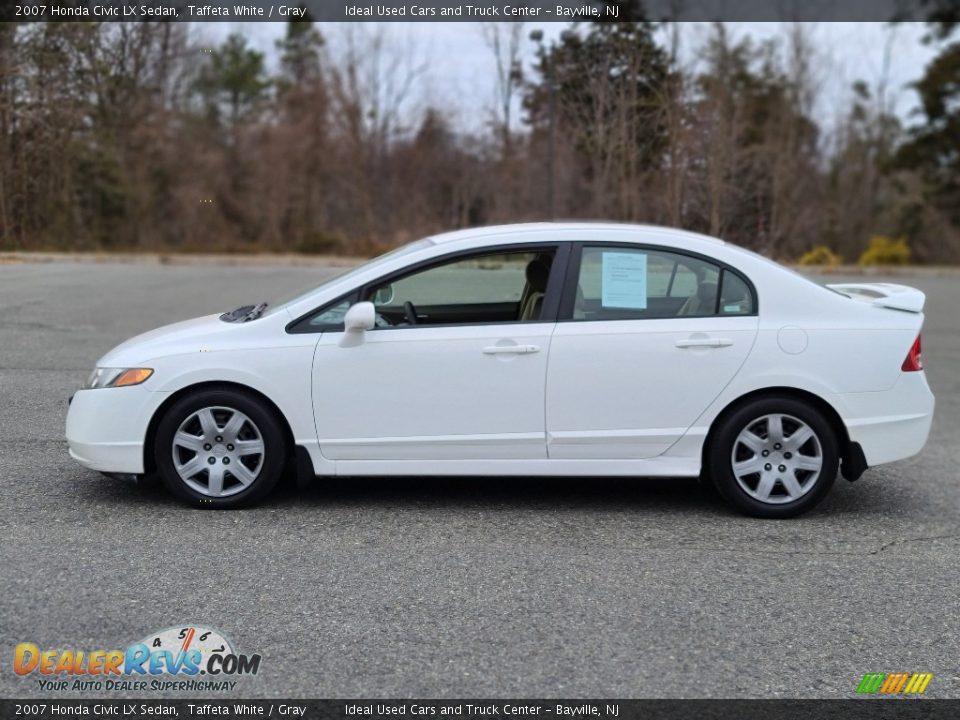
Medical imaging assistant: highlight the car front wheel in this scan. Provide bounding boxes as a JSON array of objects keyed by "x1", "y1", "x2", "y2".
[
  {"x1": 154, "y1": 388, "x2": 287, "y2": 508},
  {"x1": 707, "y1": 397, "x2": 839, "y2": 518}
]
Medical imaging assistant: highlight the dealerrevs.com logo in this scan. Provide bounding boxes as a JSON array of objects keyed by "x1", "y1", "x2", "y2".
[{"x1": 13, "y1": 625, "x2": 261, "y2": 693}]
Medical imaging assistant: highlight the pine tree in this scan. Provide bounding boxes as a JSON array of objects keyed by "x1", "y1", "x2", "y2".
[{"x1": 896, "y1": 37, "x2": 960, "y2": 225}]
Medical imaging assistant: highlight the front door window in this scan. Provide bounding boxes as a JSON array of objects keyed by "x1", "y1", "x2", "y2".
[{"x1": 367, "y1": 249, "x2": 556, "y2": 327}]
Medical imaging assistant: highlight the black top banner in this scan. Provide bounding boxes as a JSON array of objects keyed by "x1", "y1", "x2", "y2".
[{"x1": 2, "y1": 0, "x2": 959, "y2": 22}]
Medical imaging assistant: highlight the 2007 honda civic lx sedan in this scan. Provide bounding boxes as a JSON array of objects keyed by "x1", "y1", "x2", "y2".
[{"x1": 65, "y1": 223, "x2": 934, "y2": 517}]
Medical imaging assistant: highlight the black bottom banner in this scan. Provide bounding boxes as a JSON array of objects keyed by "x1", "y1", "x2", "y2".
[{"x1": 2, "y1": 700, "x2": 959, "y2": 720}]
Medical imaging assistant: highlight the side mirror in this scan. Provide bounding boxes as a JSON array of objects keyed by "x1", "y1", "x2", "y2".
[{"x1": 340, "y1": 301, "x2": 375, "y2": 347}]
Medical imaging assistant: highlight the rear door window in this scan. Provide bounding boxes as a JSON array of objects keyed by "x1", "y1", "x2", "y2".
[{"x1": 572, "y1": 246, "x2": 725, "y2": 320}]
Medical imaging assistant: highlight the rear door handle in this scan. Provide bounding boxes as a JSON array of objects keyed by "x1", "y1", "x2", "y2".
[
  {"x1": 675, "y1": 338, "x2": 733, "y2": 348},
  {"x1": 483, "y1": 344, "x2": 540, "y2": 355}
]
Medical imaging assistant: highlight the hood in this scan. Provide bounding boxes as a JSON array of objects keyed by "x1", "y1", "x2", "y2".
[{"x1": 98, "y1": 313, "x2": 246, "y2": 366}]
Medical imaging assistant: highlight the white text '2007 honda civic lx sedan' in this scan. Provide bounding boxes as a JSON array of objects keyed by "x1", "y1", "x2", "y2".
[{"x1": 66, "y1": 223, "x2": 934, "y2": 517}]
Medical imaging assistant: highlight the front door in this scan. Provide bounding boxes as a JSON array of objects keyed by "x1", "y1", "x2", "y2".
[{"x1": 312, "y1": 246, "x2": 563, "y2": 461}]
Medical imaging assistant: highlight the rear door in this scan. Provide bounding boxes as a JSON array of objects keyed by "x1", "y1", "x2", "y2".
[{"x1": 546, "y1": 243, "x2": 759, "y2": 459}]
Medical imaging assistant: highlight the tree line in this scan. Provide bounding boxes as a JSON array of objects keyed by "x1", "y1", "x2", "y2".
[{"x1": 0, "y1": 12, "x2": 958, "y2": 262}]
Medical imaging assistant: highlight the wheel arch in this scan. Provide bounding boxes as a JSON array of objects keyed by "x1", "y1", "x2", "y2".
[
  {"x1": 143, "y1": 381, "x2": 296, "y2": 475},
  {"x1": 701, "y1": 386, "x2": 852, "y2": 475}
]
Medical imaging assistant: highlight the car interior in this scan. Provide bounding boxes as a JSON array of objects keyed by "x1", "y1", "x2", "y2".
[
  {"x1": 573, "y1": 250, "x2": 753, "y2": 321},
  {"x1": 367, "y1": 251, "x2": 556, "y2": 327},
  {"x1": 297, "y1": 246, "x2": 754, "y2": 332}
]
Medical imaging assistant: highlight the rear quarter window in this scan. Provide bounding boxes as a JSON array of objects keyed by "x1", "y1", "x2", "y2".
[{"x1": 719, "y1": 270, "x2": 754, "y2": 315}]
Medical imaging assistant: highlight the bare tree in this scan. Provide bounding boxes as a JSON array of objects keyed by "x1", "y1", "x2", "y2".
[
  {"x1": 481, "y1": 22, "x2": 524, "y2": 151},
  {"x1": 766, "y1": 22, "x2": 821, "y2": 257},
  {"x1": 326, "y1": 25, "x2": 426, "y2": 238},
  {"x1": 657, "y1": 20, "x2": 692, "y2": 228}
]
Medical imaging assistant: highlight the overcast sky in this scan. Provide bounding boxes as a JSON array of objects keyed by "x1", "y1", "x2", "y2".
[{"x1": 195, "y1": 22, "x2": 938, "y2": 137}]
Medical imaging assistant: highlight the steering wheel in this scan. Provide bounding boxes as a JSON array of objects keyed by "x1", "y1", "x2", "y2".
[{"x1": 403, "y1": 301, "x2": 418, "y2": 326}]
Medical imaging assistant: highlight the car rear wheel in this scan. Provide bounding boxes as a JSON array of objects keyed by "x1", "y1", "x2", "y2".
[
  {"x1": 707, "y1": 397, "x2": 838, "y2": 518},
  {"x1": 154, "y1": 389, "x2": 287, "y2": 508}
]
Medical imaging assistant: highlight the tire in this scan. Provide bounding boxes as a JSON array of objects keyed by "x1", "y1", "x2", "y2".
[
  {"x1": 706, "y1": 397, "x2": 838, "y2": 518},
  {"x1": 154, "y1": 388, "x2": 288, "y2": 508}
]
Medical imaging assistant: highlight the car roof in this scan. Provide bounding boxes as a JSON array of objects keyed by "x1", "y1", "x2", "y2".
[{"x1": 425, "y1": 222, "x2": 727, "y2": 247}]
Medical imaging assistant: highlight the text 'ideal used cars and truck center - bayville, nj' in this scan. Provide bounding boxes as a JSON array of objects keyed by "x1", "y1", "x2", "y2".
[
  {"x1": 343, "y1": 4, "x2": 617, "y2": 17},
  {"x1": 344, "y1": 704, "x2": 610, "y2": 715}
]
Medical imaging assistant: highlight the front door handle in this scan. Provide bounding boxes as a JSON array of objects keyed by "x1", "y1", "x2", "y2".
[
  {"x1": 675, "y1": 338, "x2": 733, "y2": 348},
  {"x1": 483, "y1": 344, "x2": 540, "y2": 355}
]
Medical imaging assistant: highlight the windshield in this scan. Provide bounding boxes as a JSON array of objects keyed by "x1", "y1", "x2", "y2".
[{"x1": 262, "y1": 238, "x2": 434, "y2": 317}]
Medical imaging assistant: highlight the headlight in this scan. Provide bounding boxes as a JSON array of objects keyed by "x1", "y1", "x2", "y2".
[{"x1": 85, "y1": 367, "x2": 154, "y2": 389}]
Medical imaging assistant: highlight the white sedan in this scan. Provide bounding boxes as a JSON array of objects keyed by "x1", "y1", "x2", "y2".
[{"x1": 65, "y1": 223, "x2": 934, "y2": 517}]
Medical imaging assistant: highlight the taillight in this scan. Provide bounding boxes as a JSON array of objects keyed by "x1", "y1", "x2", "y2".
[{"x1": 902, "y1": 334, "x2": 923, "y2": 372}]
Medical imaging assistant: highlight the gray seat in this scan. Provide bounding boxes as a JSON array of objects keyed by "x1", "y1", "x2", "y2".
[{"x1": 519, "y1": 259, "x2": 550, "y2": 321}]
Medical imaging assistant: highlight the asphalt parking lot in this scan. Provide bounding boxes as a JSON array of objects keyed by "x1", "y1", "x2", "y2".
[{"x1": 1, "y1": 260, "x2": 958, "y2": 699}]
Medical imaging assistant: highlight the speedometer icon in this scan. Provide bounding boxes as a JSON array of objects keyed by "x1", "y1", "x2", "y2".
[{"x1": 139, "y1": 625, "x2": 234, "y2": 669}]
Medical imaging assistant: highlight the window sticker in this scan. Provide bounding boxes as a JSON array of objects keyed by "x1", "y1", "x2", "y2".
[{"x1": 601, "y1": 252, "x2": 648, "y2": 309}]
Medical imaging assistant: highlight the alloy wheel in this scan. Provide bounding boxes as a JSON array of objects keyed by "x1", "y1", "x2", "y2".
[
  {"x1": 171, "y1": 406, "x2": 265, "y2": 497},
  {"x1": 730, "y1": 413, "x2": 823, "y2": 505}
]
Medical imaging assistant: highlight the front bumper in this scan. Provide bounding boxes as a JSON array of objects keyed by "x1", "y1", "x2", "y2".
[{"x1": 66, "y1": 386, "x2": 170, "y2": 474}]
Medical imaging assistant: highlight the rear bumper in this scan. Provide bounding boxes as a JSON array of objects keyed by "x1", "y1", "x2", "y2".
[
  {"x1": 838, "y1": 372, "x2": 935, "y2": 467},
  {"x1": 65, "y1": 387, "x2": 169, "y2": 474}
]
